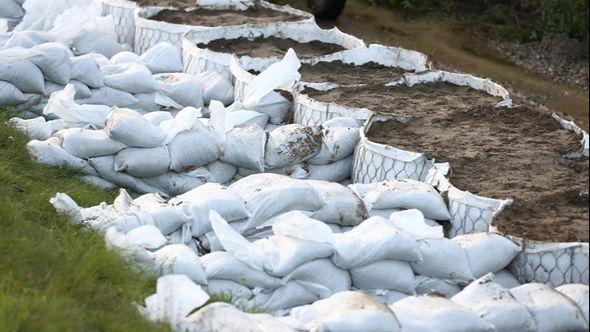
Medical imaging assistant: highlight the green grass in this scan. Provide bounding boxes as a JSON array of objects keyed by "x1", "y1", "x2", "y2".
[{"x1": 0, "y1": 109, "x2": 169, "y2": 332}]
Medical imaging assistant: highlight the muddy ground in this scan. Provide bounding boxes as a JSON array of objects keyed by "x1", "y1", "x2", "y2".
[
  {"x1": 198, "y1": 37, "x2": 345, "y2": 58},
  {"x1": 299, "y1": 61, "x2": 410, "y2": 85},
  {"x1": 149, "y1": 5, "x2": 305, "y2": 26},
  {"x1": 367, "y1": 105, "x2": 589, "y2": 242}
]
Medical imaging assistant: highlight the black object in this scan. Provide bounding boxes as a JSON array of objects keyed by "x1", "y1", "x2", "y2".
[{"x1": 307, "y1": 0, "x2": 347, "y2": 20}]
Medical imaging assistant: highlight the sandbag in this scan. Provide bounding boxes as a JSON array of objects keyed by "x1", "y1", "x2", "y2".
[
  {"x1": 493, "y1": 269, "x2": 521, "y2": 289},
  {"x1": 43, "y1": 84, "x2": 109, "y2": 128},
  {"x1": 182, "y1": 302, "x2": 262, "y2": 332},
  {"x1": 391, "y1": 294, "x2": 495, "y2": 332},
  {"x1": 129, "y1": 92, "x2": 158, "y2": 113},
  {"x1": 511, "y1": 283, "x2": 589, "y2": 332},
  {"x1": 31, "y1": 42, "x2": 72, "y2": 84},
  {"x1": 410, "y1": 238, "x2": 474, "y2": 283},
  {"x1": 77, "y1": 86, "x2": 138, "y2": 107},
  {"x1": 126, "y1": 225, "x2": 167, "y2": 250},
  {"x1": 144, "y1": 171, "x2": 208, "y2": 197},
  {"x1": 0, "y1": 80, "x2": 27, "y2": 105},
  {"x1": 264, "y1": 124, "x2": 322, "y2": 168},
  {"x1": 203, "y1": 160, "x2": 237, "y2": 184},
  {"x1": 197, "y1": 70, "x2": 234, "y2": 106},
  {"x1": 305, "y1": 155, "x2": 353, "y2": 182},
  {"x1": 288, "y1": 291, "x2": 402, "y2": 332},
  {"x1": 205, "y1": 279, "x2": 253, "y2": 299},
  {"x1": 154, "y1": 73, "x2": 203, "y2": 109},
  {"x1": 361, "y1": 289, "x2": 411, "y2": 306},
  {"x1": 57, "y1": 128, "x2": 126, "y2": 158},
  {"x1": 452, "y1": 274, "x2": 537, "y2": 332},
  {"x1": 166, "y1": 118, "x2": 222, "y2": 172},
  {"x1": 140, "y1": 42, "x2": 182, "y2": 74},
  {"x1": 9, "y1": 116, "x2": 55, "y2": 140},
  {"x1": 72, "y1": 30, "x2": 127, "y2": 58},
  {"x1": 89, "y1": 155, "x2": 167, "y2": 195},
  {"x1": 201, "y1": 251, "x2": 281, "y2": 289},
  {"x1": 349, "y1": 179, "x2": 451, "y2": 220},
  {"x1": 105, "y1": 107, "x2": 165, "y2": 148},
  {"x1": 221, "y1": 125, "x2": 266, "y2": 171},
  {"x1": 151, "y1": 244, "x2": 207, "y2": 284},
  {"x1": 453, "y1": 233, "x2": 521, "y2": 278},
  {"x1": 284, "y1": 258, "x2": 351, "y2": 295},
  {"x1": 254, "y1": 281, "x2": 321, "y2": 312},
  {"x1": 226, "y1": 109, "x2": 269, "y2": 129},
  {"x1": 26, "y1": 137, "x2": 96, "y2": 175},
  {"x1": 114, "y1": 146, "x2": 170, "y2": 178},
  {"x1": 169, "y1": 183, "x2": 250, "y2": 237},
  {"x1": 308, "y1": 118, "x2": 360, "y2": 165},
  {"x1": 307, "y1": 180, "x2": 368, "y2": 226},
  {"x1": 102, "y1": 62, "x2": 157, "y2": 94},
  {"x1": 111, "y1": 51, "x2": 144, "y2": 65},
  {"x1": 389, "y1": 209, "x2": 444, "y2": 239},
  {"x1": 332, "y1": 216, "x2": 421, "y2": 269},
  {"x1": 0, "y1": 48, "x2": 45, "y2": 94},
  {"x1": 70, "y1": 53, "x2": 104, "y2": 88},
  {"x1": 0, "y1": 0, "x2": 24, "y2": 18},
  {"x1": 413, "y1": 275, "x2": 462, "y2": 298},
  {"x1": 351, "y1": 260, "x2": 415, "y2": 294},
  {"x1": 556, "y1": 284, "x2": 589, "y2": 324},
  {"x1": 143, "y1": 111, "x2": 173, "y2": 126}
]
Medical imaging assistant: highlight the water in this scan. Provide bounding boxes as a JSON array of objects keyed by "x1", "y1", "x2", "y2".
[{"x1": 277, "y1": 0, "x2": 589, "y2": 130}]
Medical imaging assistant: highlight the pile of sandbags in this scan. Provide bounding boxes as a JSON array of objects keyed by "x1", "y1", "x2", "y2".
[{"x1": 0, "y1": 0, "x2": 23, "y2": 31}]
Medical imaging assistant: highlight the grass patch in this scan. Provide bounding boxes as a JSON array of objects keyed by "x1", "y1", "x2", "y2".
[{"x1": 0, "y1": 109, "x2": 169, "y2": 332}]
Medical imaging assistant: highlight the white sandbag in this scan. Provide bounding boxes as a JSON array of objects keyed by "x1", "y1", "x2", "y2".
[
  {"x1": 105, "y1": 107, "x2": 165, "y2": 148},
  {"x1": 556, "y1": 284, "x2": 589, "y2": 323},
  {"x1": 413, "y1": 275, "x2": 462, "y2": 298},
  {"x1": 264, "y1": 124, "x2": 322, "y2": 168},
  {"x1": 201, "y1": 251, "x2": 281, "y2": 289},
  {"x1": 169, "y1": 183, "x2": 250, "y2": 237},
  {"x1": 88, "y1": 53, "x2": 111, "y2": 67},
  {"x1": 72, "y1": 30, "x2": 127, "y2": 58},
  {"x1": 44, "y1": 84, "x2": 109, "y2": 128},
  {"x1": 248, "y1": 313, "x2": 297, "y2": 332},
  {"x1": 151, "y1": 244, "x2": 207, "y2": 284},
  {"x1": 226, "y1": 110, "x2": 269, "y2": 129},
  {"x1": 306, "y1": 180, "x2": 368, "y2": 226},
  {"x1": 389, "y1": 209, "x2": 444, "y2": 239},
  {"x1": 111, "y1": 51, "x2": 144, "y2": 65},
  {"x1": 308, "y1": 119, "x2": 360, "y2": 164},
  {"x1": 143, "y1": 111, "x2": 173, "y2": 126},
  {"x1": 305, "y1": 155, "x2": 353, "y2": 182},
  {"x1": 197, "y1": 70, "x2": 234, "y2": 106},
  {"x1": 102, "y1": 62, "x2": 157, "y2": 94},
  {"x1": 271, "y1": 211, "x2": 334, "y2": 244},
  {"x1": 332, "y1": 216, "x2": 421, "y2": 269},
  {"x1": 104, "y1": 227, "x2": 154, "y2": 267},
  {"x1": 142, "y1": 274, "x2": 210, "y2": 325},
  {"x1": 349, "y1": 179, "x2": 451, "y2": 220},
  {"x1": 254, "y1": 281, "x2": 320, "y2": 312},
  {"x1": 222, "y1": 125, "x2": 266, "y2": 171},
  {"x1": 351, "y1": 260, "x2": 415, "y2": 294},
  {"x1": 391, "y1": 294, "x2": 495, "y2": 332},
  {"x1": 411, "y1": 238, "x2": 474, "y2": 283},
  {"x1": 0, "y1": 48, "x2": 45, "y2": 94},
  {"x1": 285, "y1": 258, "x2": 351, "y2": 295},
  {"x1": 126, "y1": 225, "x2": 167, "y2": 250},
  {"x1": 289, "y1": 291, "x2": 402, "y2": 332},
  {"x1": 493, "y1": 269, "x2": 521, "y2": 289},
  {"x1": 26, "y1": 137, "x2": 96, "y2": 175},
  {"x1": 114, "y1": 146, "x2": 170, "y2": 178},
  {"x1": 89, "y1": 156, "x2": 167, "y2": 195},
  {"x1": 141, "y1": 42, "x2": 182, "y2": 74},
  {"x1": 69, "y1": 80, "x2": 92, "y2": 99},
  {"x1": 361, "y1": 289, "x2": 411, "y2": 305},
  {"x1": 0, "y1": 0, "x2": 23, "y2": 18},
  {"x1": 453, "y1": 232, "x2": 521, "y2": 278},
  {"x1": 228, "y1": 174, "x2": 323, "y2": 231},
  {"x1": 31, "y1": 42, "x2": 72, "y2": 84},
  {"x1": 182, "y1": 302, "x2": 261, "y2": 332},
  {"x1": 0, "y1": 80, "x2": 27, "y2": 105},
  {"x1": 57, "y1": 128, "x2": 126, "y2": 158},
  {"x1": 9, "y1": 116, "x2": 54, "y2": 140},
  {"x1": 452, "y1": 274, "x2": 537, "y2": 332},
  {"x1": 510, "y1": 283, "x2": 589, "y2": 332},
  {"x1": 144, "y1": 171, "x2": 208, "y2": 197},
  {"x1": 155, "y1": 73, "x2": 203, "y2": 109},
  {"x1": 166, "y1": 119, "x2": 222, "y2": 172},
  {"x1": 77, "y1": 86, "x2": 138, "y2": 107},
  {"x1": 205, "y1": 279, "x2": 253, "y2": 299},
  {"x1": 129, "y1": 92, "x2": 158, "y2": 112},
  {"x1": 133, "y1": 197, "x2": 189, "y2": 236},
  {"x1": 79, "y1": 175, "x2": 116, "y2": 190},
  {"x1": 70, "y1": 54, "x2": 104, "y2": 88},
  {"x1": 204, "y1": 160, "x2": 237, "y2": 184}
]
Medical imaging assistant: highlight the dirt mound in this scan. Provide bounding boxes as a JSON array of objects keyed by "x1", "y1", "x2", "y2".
[
  {"x1": 198, "y1": 37, "x2": 346, "y2": 59},
  {"x1": 367, "y1": 105, "x2": 588, "y2": 242},
  {"x1": 149, "y1": 5, "x2": 305, "y2": 26},
  {"x1": 300, "y1": 61, "x2": 409, "y2": 85}
]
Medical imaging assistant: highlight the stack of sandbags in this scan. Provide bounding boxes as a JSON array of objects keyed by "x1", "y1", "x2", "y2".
[{"x1": 0, "y1": 0, "x2": 23, "y2": 32}]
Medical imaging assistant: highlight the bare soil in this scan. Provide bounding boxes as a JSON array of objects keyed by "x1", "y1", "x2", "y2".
[
  {"x1": 149, "y1": 5, "x2": 305, "y2": 26},
  {"x1": 366, "y1": 104, "x2": 589, "y2": 242},
  {"x1": 131, "y1": 0, "x2": 195, "y2": 8},
  {"x1": 300, "y1": 61, "x2": 410, "y2": 85},
  {"x1": 198, "y1": 37, "x2": 345, "y2": 59}
]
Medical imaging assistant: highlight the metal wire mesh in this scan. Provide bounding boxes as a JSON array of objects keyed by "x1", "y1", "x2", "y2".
[
  {"x1": 102, "y1": 1, "x2": 136, "y2": 47},
  {"x1": 134, "y1": 26, "x2": 183, "y2": 55}
]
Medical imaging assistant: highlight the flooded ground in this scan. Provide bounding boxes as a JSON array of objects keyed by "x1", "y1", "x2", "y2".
[{"x1": 275, "y1": 0, "x2": 589, "y2": 130}]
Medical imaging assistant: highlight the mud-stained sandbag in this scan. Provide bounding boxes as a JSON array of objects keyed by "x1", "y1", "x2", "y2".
[
  {"x1": 143, "y1": 171, "x2": 208, "y2": 197},
  {"x1": 453, "y1": 232, "x2": 521, "y2": 278},
  {"x1": 410, "y1": 238, "x2": 474, "y2": 283},
  {"x1": 114, "y1": 146, "x2": 170, "y2": 178},
  {"x1": 89, "y1": 155, "x2": 166, "y2": 195},
  {"x1": 70, "y1": 53, "x2": 104, "y2": 88},
  {"x1": 288, "y1": 291, "x2": 402, "y2": 332},
  {"x1": 221, "y1": 125, "x2": 267, "y2": 171},
  {"x1": 31, "y1": 42, "x2": 72, "y2": 84},
  {"x1": 510, "y1": 283, "x2": 589, "y2": 332},
  {"x1": 332, "y1": 216, "x2": 421, "y2": 269},
  {"x1": 200, "y1": 251, "x2": 281, "y2": 289},
  {"x1": 57, "y1": 128, "x2": 126, "y2": 158},
  {"x1": 101, "y1": 62, "x2": 157, "y2": 94},
  {"x1": 351, "y1": 260, "x2": 415, "y2": 294},
  {"x1": 140, "y1": 42, "x2": 182, "y2": 74},
  {"x1": 306, "y1": 180, "x2": 368, "y2": 226},
  {"x1": 452, "y1": 274, "x2": 536, "y2": 332},
  {"x1": 151, "y1": 244, "x2": 207, "y2": 284},
  {"x1": 391, "y1": 294, "x2": 495, "y2": 332},
  {"x1": 105, "y1": 107, "x2": 165, "y2": 148},
  {"x1": 155, "y1": 73, "x2": 203, "y2": 109},
  {"x1": 413, "y1": 275, "x2": 462, "y2": 298},
  {"x1": 349, "y1": 179, "x2": 451, "y2": 220},
  {"x1": 264, "y1": 124, "x2": 322, "y2": 168},
  {"x1": 556, "y1": 284, "x2": 589, "y2": 324},
  {"x1": 77, "y1": 86, "x2": 138, "y2": 107},
  {"x1": 197, "y1": 70, "x2": 234, "y2": 106},
  {"x1": 308, "y1": 118, "x2": 360, "y2": 165},
  {"x1": 26, "y1": 136, "x2": 96, "y2": 175}
]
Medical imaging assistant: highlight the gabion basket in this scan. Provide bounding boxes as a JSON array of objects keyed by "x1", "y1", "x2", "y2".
[{"x1": 101, "y1": 0, "x2": 138, "y2": 48}]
